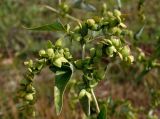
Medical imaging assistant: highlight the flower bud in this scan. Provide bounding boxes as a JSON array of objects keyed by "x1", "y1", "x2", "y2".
[
  {"x1": 64, "y1": 52, "x2": 72, "y2": 59},
  {"x1": 107, "y1": 11, "x2": 114, "y2": 18},
  {"x1": 119, "y1": 22, "x2": 127, "y2": 28},
  {"x1": 91, "y1": 24, "x2": 99, "y2": 31},
  {"x1": 106, "y1": 46, "x2": 117, "y2": 57},
  {"x1": 102, "y1": 3, "x2": 107, "y2": 14},
  {"x1": 29, "y1": 60, "x2": 33, "y2": 67},
  {"x1": 79, "y1": 89, "x2": 86, "y2": 99},
  {"x1": 110, "y1": 27, "x2": 122, "y2": 35},
  {"x1": 24, "y1": 60, "x2": 33, "y2": 68},
  {"x1": 110, "y1": 38, "x2": 121, "y2": 48},
  {"x1": 61, "y1": 3, "x2": 69, "y2": 13},
  {"x1": 113, "y1": 9, "x2": 121, "y2": 17},
  {"x1": 127, "y1": 55, "x2": 134, "y2": 64},
  {"x1": 39, "y1": 49, "x2": 46, "y2": 57},
  {"x1": 53, "y1": 57, "x2": 68, "y2": 68},
  {"x1": 86, "y1": 19, "x2": 95, "y2": 27},
  {"x1": 54, "y1": 51, "x2": 62, "y2": 59},
  {"x1": 102, "y1": 3, "x2": 107, "y2": 10},
  {"x1": 137, "y1": 49, "x2": 145, "y2": 61},
  {"x1": 47, "y1": 48, "x2": 54, "y2": 57},
  {"x1": 55, "y1": 39, "x2": 62, "y2": 47},
  {"x1": 120, "y1": 46, "x2": 130, "y2": 57},
  {"x1": 105, "y1": 39, "x2": 112, "y2": 45},
  {"x1": 24, "y1": 61, "x2": 29, "y2": 66}
]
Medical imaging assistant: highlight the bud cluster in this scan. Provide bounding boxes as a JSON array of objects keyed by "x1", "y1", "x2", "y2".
[
  {"x1": 102, "y1": 38, "x2": 134, "y2": 64},
  {"x1": 18, "y1": 7, "x2": 137, "y2": 117},
  {"x1": 39, "y1": 40, "x2": 72, "y2": 68},
  {"x1": 18, "y1": 40, "x2": 73, "y2": 112},
  {"x1": 70, "y1": 9, "x2": 129, "y2": 45}
]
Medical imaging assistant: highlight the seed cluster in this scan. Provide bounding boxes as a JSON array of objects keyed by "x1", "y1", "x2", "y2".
[{"x1": 18, "y1": 40, "x2": 72, "y2": 115}]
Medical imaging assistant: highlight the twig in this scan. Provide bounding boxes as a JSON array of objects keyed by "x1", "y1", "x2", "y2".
[
  {"x1": 58, "y1": 0, "x2": 61, "y2": 5},
  {"x1": 44, "y1": 5, "x2": 81, "y2": 23},
  {"x1": 91, "y1": 88, "x2": 100, "y2": 113}
]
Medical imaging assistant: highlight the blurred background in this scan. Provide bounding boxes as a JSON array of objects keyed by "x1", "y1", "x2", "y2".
[{"x1": 0, "y1": 0, "x2": 160, "y2": 118}]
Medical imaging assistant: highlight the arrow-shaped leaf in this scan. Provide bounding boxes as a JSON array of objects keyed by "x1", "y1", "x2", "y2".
[
  {"x1": 53, "y1": 63, "x2": 73, "y2": 115},
  {"x1": 116, "y1": 0, "x2": 122, "y2": 9},
  {"x1": 79, "y1": 95, "x2": 91, "y2": 116},
  {"x1": 24, "y1": 20, "x2": 65, "y2": 31},
  {"x1": 134, "y1": 25, "x2": 145, "y2": 40}
]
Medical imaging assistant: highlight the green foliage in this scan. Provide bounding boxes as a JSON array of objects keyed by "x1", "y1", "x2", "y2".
[
  {"x1": 25, "y1": 20, "x2": 65, "y2": 32},
  {"x1": 15, "y1": 0, "x2": 160, "y2": 118},
  {"x1": 51, "y1": 63, "x2": 73, "y2": 115}
]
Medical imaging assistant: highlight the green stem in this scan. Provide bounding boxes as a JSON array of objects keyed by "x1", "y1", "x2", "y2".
[
  {"x1": 82, "y1": 44, "x2": 85, "y2": 60},
  {"x1": 81, "y1": 44, "x2": 100, "y2": 114},
  {"x1": 44, "y1": 5, "x2": 80, "y2": 22},
  {"x1": 58, "y1": 0, "x2": 61, "y2": 5},
  {"x1": 91, "y1": 88, "x2": 100, "y2": 113},
  {"x1": 116, "y1": 0, "x2": 122, "y2": 9}
]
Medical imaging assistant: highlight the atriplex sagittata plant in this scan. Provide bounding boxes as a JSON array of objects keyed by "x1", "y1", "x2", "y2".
[{"x1": 17, "y1": 1, "x2": 160, "y2": 118}]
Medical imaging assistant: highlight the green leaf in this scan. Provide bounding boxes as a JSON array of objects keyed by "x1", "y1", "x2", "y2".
[
  {"x1": 54, "y1": 63, "x2": 73, "y2": 115},
  {"x1": 116, "y1": 0, "x2": 122, "y2": 9},
  {"x1": 47, "y1": 40, "x2": 53, "y2": 48},
  {"x1": 79, "y1": 95, "x2": 91, "y2": 116},
  {"x1": 24, "y1": 20, "x2": 65, "y2": 31},
  {"x1": 134, "y1": 25, "x2": 145, "y2": 40},
  {"x1": 97, "y1": 105, "x2": 107, "y2": 119}
]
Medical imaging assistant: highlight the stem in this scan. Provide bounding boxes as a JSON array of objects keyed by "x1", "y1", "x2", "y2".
[
  {"x1": 58, "y1": 0, "x2": 61, "y2": 5},
  {"x1": 82, "y1": 44, "x2": 85, "y2": 59},
  {"x1": 91, "y1": 88, "x2": 100, "y2": 113},
  {"x1": 81, "y1": 44, "x2": 100, "y2": 113},
  {"x1": 44, "y1": 5, "x2": 81, "y2": 22}
]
